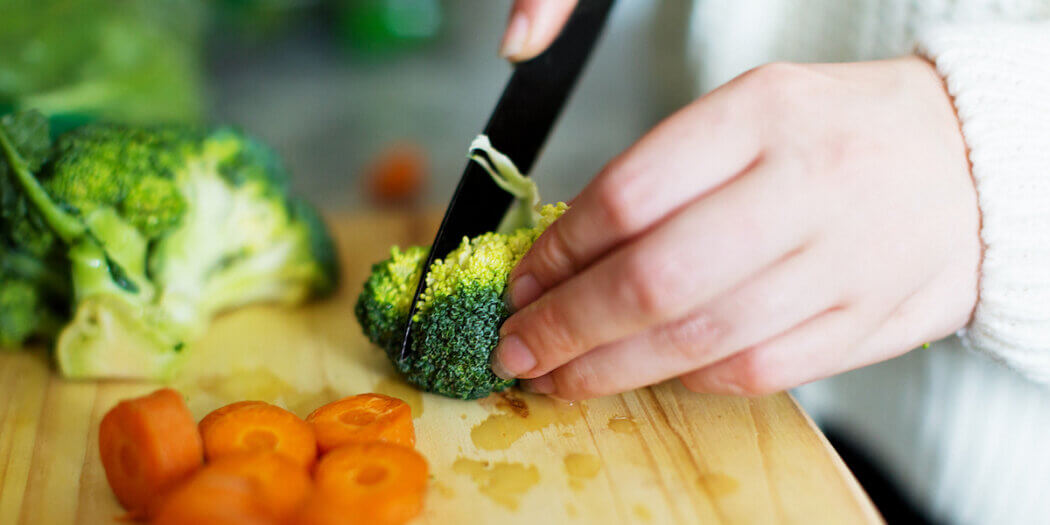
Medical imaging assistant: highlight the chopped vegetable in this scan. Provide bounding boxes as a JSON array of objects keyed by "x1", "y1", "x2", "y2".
[
  {"x1": 154, "y1": 452, "x2": 312, "y2": 522},
  {"x1": 150, "y1": 466, "x2": 273, "y2": 525},
  {"x1": 306, "y1": 393, "x2": 415, "y2": 453},
  {"x1": 286, "y1": 492, "x2": 357, "y2": 525},
  {"x1": 355, "y1": 135, "x2": 567, "y2": 399},
  {"x1": 313, "y1": 442, "x2": 428, "y2": 525},
  {"x1": 199, "y1": 402, "x2": 317, "y2": 469},
  {"x1": 98, "y1": 388, "x2": 203, "y2": 517},
  {"x1": 198, "y1": 401, "x2": 267, "y2": 436},
  {"x1": 0, "y1": 110, "x2": 339, "y2": 379}
]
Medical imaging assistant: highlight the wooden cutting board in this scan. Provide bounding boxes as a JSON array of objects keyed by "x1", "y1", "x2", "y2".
[{"x1": 0, "y1": 212, "x2": 881, "y2": 525}]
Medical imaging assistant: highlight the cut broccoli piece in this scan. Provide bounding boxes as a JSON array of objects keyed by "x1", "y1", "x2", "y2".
[
  {"x1": 0, "y1": 110, "x2": 339, "y2": 378},
  {"x1": 356, "y1": 135, "x2": 567, "y2": 399}
]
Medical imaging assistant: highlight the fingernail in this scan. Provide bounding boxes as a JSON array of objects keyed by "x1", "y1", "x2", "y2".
[
  {"x1": 522, "y1": 374, "x2": 555, "y2": 394},
  {"x1": 506, "y1": 273, "x2": 542, "y2": 311},
  {"x1": 491, "y1": 334, "x2": 536, "y2": 379},
  {"x1": 500, "y1": 13, "x2": 529, "y2": 60}
]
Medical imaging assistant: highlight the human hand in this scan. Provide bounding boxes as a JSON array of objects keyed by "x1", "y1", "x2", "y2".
[{"x1": 493, "y1": 57, "x2": 981, "y2": 400}]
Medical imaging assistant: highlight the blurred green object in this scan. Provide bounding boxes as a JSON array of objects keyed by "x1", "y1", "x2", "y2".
[
  {"x1": 0, "y1": 0, "x2": 206, "y2": 125},
  {"x1": 335, "y1": 0, "x2": 442, "y2": 54},
  {"x1": 212, "y1": 0, "x2": 312, "y2": 43}
]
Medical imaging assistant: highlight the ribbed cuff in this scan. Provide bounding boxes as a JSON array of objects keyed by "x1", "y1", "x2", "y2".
[{"x1": 916, "y1": 21, "x2": 1050, "y2": 383}]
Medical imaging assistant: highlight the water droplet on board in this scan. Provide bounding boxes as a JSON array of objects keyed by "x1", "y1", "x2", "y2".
[
  {"x1": 608, "y1": 415, "x2": 637, "y2": 434},
  {"x1": 452, "y1": 458, "x2": 540, "y2": 510},
  {"x1": 470, "y1": 391, "x2": 580, "y2": 450},
  {"x1": 563, "y1": 453, "x2": 601, "y2": 491}
]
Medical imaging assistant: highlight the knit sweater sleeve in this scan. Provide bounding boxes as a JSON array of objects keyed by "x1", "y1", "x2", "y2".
[{"x1": 915, "y1": 21, "x2": 1050, "y2": 383}]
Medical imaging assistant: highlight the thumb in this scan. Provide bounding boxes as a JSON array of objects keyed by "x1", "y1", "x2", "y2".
[{"x1": 500, "y1": 0, "x2": 579, "y2": 62}]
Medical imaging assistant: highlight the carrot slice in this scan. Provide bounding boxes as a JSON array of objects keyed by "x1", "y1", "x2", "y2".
[
  {"x1": 200, "y1": 402, "x2": 317, "y2": 469},
  {"x1": 198, "y1": 401, "x2": 266, "y2": 436},
  {"x1": 285, "y1": 492, "x2": 355, "y2": 525},
  {"x1": 205, "y1": 452, "x2": 312, "y2": 519},
  {"x1": 98, "y1": 388, "x2": 203, "y2": 517},
  {"x1": 150, "y1": 468, "x2": 274, "y2": 525},
  {"x1": 152, "y1": 452, "x2": 312, "y2": 524},
  {"x1": 312, "y1": 442, "x2": 428, "y2": 525},
  {"x1": 306, "y1": 393, "x2": 414, "y2": 453}
]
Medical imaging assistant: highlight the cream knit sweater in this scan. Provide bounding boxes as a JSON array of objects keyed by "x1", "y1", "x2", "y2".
[{"x1": 684, "y1": 1, "x2": 1050, "y2": 524}]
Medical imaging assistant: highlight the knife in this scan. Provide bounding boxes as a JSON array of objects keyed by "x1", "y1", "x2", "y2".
[{"x1": 398, "y1": 0, "x2": 615, "y2": 360}]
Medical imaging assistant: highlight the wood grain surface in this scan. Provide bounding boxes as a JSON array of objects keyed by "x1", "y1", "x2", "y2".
[{"x1": 0, "y1": 212, "x2": 881, "y2": 524}]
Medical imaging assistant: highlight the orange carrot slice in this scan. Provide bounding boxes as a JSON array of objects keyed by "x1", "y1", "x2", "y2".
[
  {"x1": 151, "y1": 452, "x2": 312, "y2": 524},
  {"x1": 198, "y1": 401, "x2": 266, "y2": 436},
  {"x1": 150, "y1": 468, "x2": 273, "y2": 525},
  {"x1": 200, "y1": 402, "x2": 317, "y2": 469},
  {"x1": 306, "y1": 393, "x2": 414, "y2": 453},
  {"x1": 98, "y1": 388, "x2": 203, "y2": 517},
  {"x1": 205, "y1": 452, "x2": 312, "y2": 519},
  {"x1": 312, "y1": 442, "x2": 428, "y2": 525},
  {"x1": 285, "y1": 492, "x2": 355, "y2": 525}
]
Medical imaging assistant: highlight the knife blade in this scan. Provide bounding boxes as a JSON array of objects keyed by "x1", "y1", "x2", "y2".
[{"x1": 397, "y1": 0, "x2": 615, "y2": 360}]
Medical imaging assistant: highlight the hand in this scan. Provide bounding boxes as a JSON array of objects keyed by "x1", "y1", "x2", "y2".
[{"x1": 493, "y1": 57, "x2": 981, "y2": 400}]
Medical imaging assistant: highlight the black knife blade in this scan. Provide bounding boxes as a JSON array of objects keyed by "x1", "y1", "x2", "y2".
[{"x1": 397, "y1": 0, "x2": 615, "y2": 360}]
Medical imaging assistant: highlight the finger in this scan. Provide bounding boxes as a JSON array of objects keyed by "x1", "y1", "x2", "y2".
[
  {"x1": 494, "y1": 159, "x2": 816, "y2": 380},
  {"x1": 506, "y1": 89, "x2": 763, "y2": 309},
  {"x1": 679, "y1": 307, "x2": 874, "y2": 396},
  {"x1": 501, "y1": 0, "x2": 578, "y2": 62},
  {"x1": 522, "y1": 245, "x2": 844, "y2": 400}
]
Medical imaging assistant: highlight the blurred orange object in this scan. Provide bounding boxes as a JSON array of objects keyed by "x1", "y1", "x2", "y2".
[{"x1": 364, "y1": 142, "x2": 427, "y2": 205}]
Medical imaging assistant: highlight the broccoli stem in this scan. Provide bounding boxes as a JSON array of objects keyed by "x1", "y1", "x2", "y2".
[
  {"x1": 467, "y1": 135, "x2": 542, "y2": 234},
  {"x1": 0, "y1": 126, "x2": 85, "y2": 243}
]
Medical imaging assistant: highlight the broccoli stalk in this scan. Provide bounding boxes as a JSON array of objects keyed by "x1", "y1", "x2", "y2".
[
  {"x1": 356, "y1": 135, "x2": 567, "y2": 400},
  {"x1": 466, "y1": 135, "x2": 541, "y2": 234}
]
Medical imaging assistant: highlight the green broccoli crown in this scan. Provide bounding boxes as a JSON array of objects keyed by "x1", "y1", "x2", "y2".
[
  {"x1": 0, "y1": 109, "x2": 340, "y2": 378},
  {"x1": 44, "y1": 123, "x2": 198, "y2": 239},
  {"x1": 356, "y1": 203, "x2": 567, "y2": 400}
]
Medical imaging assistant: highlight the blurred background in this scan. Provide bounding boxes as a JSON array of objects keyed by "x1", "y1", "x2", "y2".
[{"x1": 0, "y1": 0, "x2": 695, "y2": 210}]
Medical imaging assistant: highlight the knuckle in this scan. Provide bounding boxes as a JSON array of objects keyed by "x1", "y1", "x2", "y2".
[
  {"x1": 621, "y1": 252, "x2": 681, "y2": 319},
  {"x1": 737, "y1": 62, "x2": 818, "y2": 117},
  {"x1": 593, "y1": 170, "x2": 643, "y2": 235},
  {"x1": 528, "y1": 302, "x2": 586, "y2": 365},
  {"x1": 657, "y1": 312, "x2": 724, "y2": 364}
]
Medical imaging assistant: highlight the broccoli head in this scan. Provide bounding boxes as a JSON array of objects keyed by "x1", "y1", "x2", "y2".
[
  {"x1": 356, "y1": 135, "x2": 567, "y2": 400},
  {"x1": 0, "y1": 110, "x2": 339, "y2": 378}
]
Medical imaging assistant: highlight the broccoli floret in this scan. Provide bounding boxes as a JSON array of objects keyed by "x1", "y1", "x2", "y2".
[
  {"x1": 356, "y1": 136, "x2": 567, "y2": 400},
  {"x1": 0, "y1": 110, "x2": 339, "y2": 378}
]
